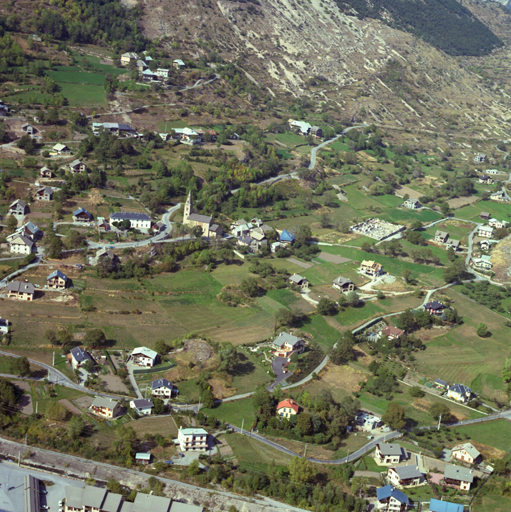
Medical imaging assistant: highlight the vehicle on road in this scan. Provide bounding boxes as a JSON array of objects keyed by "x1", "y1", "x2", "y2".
[{"x1": 164, "y1": 460, "x2": 173, "y2": 464}]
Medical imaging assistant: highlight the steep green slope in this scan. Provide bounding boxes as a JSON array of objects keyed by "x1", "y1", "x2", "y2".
[{"x1": 334, "y1": 0, "x2": 503, "y2": 56}]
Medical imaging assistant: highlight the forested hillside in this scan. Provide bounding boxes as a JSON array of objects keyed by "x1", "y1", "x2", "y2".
[{"x1": 334, "y1": 0, "x2": 503, "y2": 56}]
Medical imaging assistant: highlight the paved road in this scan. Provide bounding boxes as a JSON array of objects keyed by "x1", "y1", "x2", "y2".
[
  {"x1": 0, "y1": 256, "x2": 42, "y2": 288},
  {"x1": 267, "y1": 357, "x2": 291, "y2": 391},
  {"x1": 308, "y1": 125, "x2": 367, "y2": 170}
]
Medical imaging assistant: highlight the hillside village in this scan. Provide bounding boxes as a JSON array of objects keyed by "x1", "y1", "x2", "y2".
[{"x1": 1, "y1": 2, "x2": 511, "y2": 512}]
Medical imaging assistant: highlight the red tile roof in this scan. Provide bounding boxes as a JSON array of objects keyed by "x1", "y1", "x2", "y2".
[
  {"x1": 383, "y1": 325, "x2": 405, "y2": 337},
  {"x1": 276, "y1": 399, "x2": 299, "y2": 413}
]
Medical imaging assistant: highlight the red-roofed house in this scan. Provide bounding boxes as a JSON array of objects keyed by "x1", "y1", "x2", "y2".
[
  {"x1": 381, "y1": 325, "x2": 405, "y2": 341},
  {"x1": 277, "y1": 399, "x2": 300, "y2": 419}
]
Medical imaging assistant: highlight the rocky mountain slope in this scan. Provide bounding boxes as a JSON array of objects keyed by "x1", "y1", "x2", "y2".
[{"x1": 138, "y1": 0, "x2": 511, "y2": 141}]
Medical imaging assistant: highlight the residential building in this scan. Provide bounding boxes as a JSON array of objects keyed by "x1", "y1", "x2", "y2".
[
  {"x1": 424, "y1": 301, "x2": 447, "y2": 315},
  {"x1": 490, "y1": 189, "x2": 510, "y2": 202},
  {"x1": 52, "y1": 143, "x2": 71, "y2": 154},
  {"x1": 474, "y1": 153, "x2": 486, "y2": 163},
  {"x1": 8, "y1": 199, "x2": 28, "y2": 216},
  {"x1": 480, "y1": 212, "x2": 490, "y2": 220},
  {"x1": 18, "y1": 221, "x2": 40, "y2": 239},
  {"x1": 289, "y1": 273, "x2": 309, "y2": 290},
  {"x1": 361, "y1": 260, "x2": 383, "y2": 276},
  {"x1": 387, "y1": 465, "x2": 425, "y2": 488},
  {"x1": 68, "y1": 159, "x2": 88, "y2": 174},
  {"x1": 279, "y1": 229, "x2": 296, "y2": 244},
  {"x1": 434, "y1": 378, "x2": 449, "y2": 388},
  {"x1": 471, "y1": 255, "x2": 492, "y2": 270},
  {"x1": 310, "y1": 126, "x2": 323, "y2": 138},
  {"x1": 451, "y1": 443, "x2": 481, "y2": 464},
  {"x1": 435, "y1": 231, "x2": 449, "y2": 243},
  {"x1": 173, "y1": 59, "x2": 185, "y2": 69},
  {"x1": 404, "y1": 198, "x2": 421, "y2": 209},
  {"x1": 47, "y1": 269, "x2": 68, "y2": 289},
  {"x1": 69, "y1": 346, "x2": 92, "y2": 370},
  {"x1": 0, "y1": 317, "x2": 9, "y2": 334},
  {"x1": 381, "y1": 325, "x2": 405, "y2": 341},
  {"x1": 272, "y1": 332, "x2": 305, "y2": 358},
  {"x1": 183, "y1": 192, "x2": 214, "y2": 236},
  {"x1": 478, "y1": 175, "x2": 493, "y2": 184},
  {"x1": 39, "y1": 166, "x2": 53, "y2": 178},
  {"x1": 73, "y1": 207, "x2": 93, "y2": 223},
  {"x1": 130, "y1": 398, "x2": 154, "y2": 416},
  {"x1": 486, "y1": 168, "x2": 499, "y2": 175},
  {"x1": 177, "y1": 427, "x2": 208, "y2": 451},
  {"x1": 447, "y1": 384, "x2": 472, "y2": 403},
  {"x1": 156, "y1": 68, "x2": 170, "y2": 78},
  {"x1": 151, "y1": 378, "x2": 174, "y2": 399},
  {"x1": 35, "y1": 186, "x2": 54, "y2": 201},
  {"x1": 276, "y1": 398, "x2": 300, "y2": 419},
  {"x1": 65, "y1": 485, "x2": 109, "y2": 512},
  {"x1": 96, "y1": 248, "x2": 118, "y2": 264},
  {"x1": 376, "y1": 485, "x2": 410, "y2": 511},
  {"x1": 135, "y1": 452, "x2": 151, "y2": 465},
  {"x1": 141, "y1": 68, "x2": 158, "y2": 81},
  {"x1": 174, "y1": 127, "x2": 201, "y2": 144},
  {"x1": 120, "y1": 52, "x2": 139, "y2": 65},
  {"x1": 357, "y1": 411, "x2": 382, "y2": 431},
  {"x1": 489, "y1": 218, "x2": 507, "y2": 229},
  {"x1": 478, "y1": 225, "x2": 493, "y2": 238},
  {"x1": 7, "y1": 281, "x2": 35, "y2": 301},
  {"x1": 444, "y1": 464, "x2": 473, "y2": 490},
  {"x1": 92, "y1": 122, "x2": 136, "y2": 137},
  {"x1": 22, "y1": 123, "x2": 35, "y2": 135},
  {"x1": 8, "y1": 234, "x2": 34, "y2": 254},
  {"x1": 446, "y1": 239, "x2": 460, "y2": 251},
  {"x1": 152, "y1": 221, "x2": 165, "y2": 233},
  {"x1": 375, "y1": 443, "x2": 406, "y2": 465},
  {"x1": 110, "y1": 212, "x2": 152, "y2": 231},
  {"x1": 0, "y1": 100, "x2": 9, "y2": 116},
  {"x1": 480, "y1": 240, "x2": 490, "y2": 251},
  {"x1": 429, "y1": 498, "x2": 464, "y2": 512},
  {"x1": 96, "y1": 217, "x2": 110, "y2": 232},
  {"x1": 332, "y1": 276, "x2": 355, "y2": 293},
  {"x1": 90, "y1": 397, "x2": 122, "y2": 418},
  {"x1": 288, "y1": 119, "x2": 312, "y2": 135},
  {"x1": 131, "y1": 346, "x2": 158, "y2": 367}
]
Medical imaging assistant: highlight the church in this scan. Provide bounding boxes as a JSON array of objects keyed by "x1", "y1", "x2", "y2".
[{"x1": 183, "y1": 192, "x2": 222, "y2": 238}]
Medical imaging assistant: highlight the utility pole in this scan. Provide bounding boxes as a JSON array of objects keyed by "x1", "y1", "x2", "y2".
[
  {"x1": 304, "y1": 444, "x2": 307, "y2": 458},
  {"x1": 437, "y1": 414, "x2": 442, "y2": 431},
  {"x1": 25, "y1": 434, "x2": 27, "y2": 446},
  {"x1": 35, "y1": 402, "x2": 38, "y2": 415},
  {"x1": 241, "y1": 418, "x2": 244, "y2": 435},
  {"x1": 52, "y1": 351, "x2": 55, "y2": 366}
]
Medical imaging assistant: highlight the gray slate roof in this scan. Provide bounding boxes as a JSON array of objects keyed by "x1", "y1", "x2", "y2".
[
  {"x1": 444, "y1": 464, "x2": 473, "y2": 483},
  {"x1": 152, "y1": 377, "x2": 173, "y2": 390},
  {"x1": 101, "y1": 492, "x2": 123, "y2": 512},
  {"x1": 7, "y1": 281, "x2": 35, "y2": 293},
  {"x1": 133, "y1": 493, "x2": 172, "y2": 512},
  {"x1": 48, "y1": 269, "x2": 67, "y2": 281},
  {"x1": 378, "y1": 443, "x2": 403, "y2": 456},
  {"x1": 70, "y1": 346, "x2": 91, "y2": 364},
  {"x1": 289, "y1": 273, "x2": 307, "y2": 284},
  {"x1": 110, "y1": 212, "x2": 151, "y2": 222},
  {"x1": 452, "y1": 443, "x2": 480, "y2": 459},
  {"x1": 91, "y1": 396, "x2": 119, "y2": 410},
  {"x1": 132, "y1": 399, "x2": 154, "y2": 409},
  {"x1": 187, "y1": 213, "x2": 212, "y2": 224},
  {"x1": 333, "y1": 276, "x2": 353, "y2": 286},
  {"x1": 65, "y1": 486, "x2": 85, "y2": 509},
  {"x1": 273, "y1": 332, "x2": 303, "y2": 348},
  {"x1": 393, "y1": 465, "x2": 423, "y2": 480},
  {"x1": 82, "y1": 485, "x2": 107, "y2": 509}
]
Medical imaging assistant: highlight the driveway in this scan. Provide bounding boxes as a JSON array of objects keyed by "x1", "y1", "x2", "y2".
[{"x1": 267, "y1": 357, "x2": 291, "y2": 391}]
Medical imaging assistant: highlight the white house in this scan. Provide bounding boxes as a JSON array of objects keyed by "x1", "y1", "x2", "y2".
[
  {"x1": 110, "y1": 212, "x2": 152, "y2": 231},
  {"x1": 173, "y1": 59, "x2": 185, "y2": 69},
  {"x1": 489, "y1": 218, "x2": 507, "y2": 229},
  {"x1": 156, "y1": 68, "x2": 170, "y2": 78},
  {"x1": 177, "y1": 427, "x2": 208, "y2": 451},
  {"x1": 131, "y1": 347, "x2": 158, "y2": 367},
  {"x1": 35, "y1": 186, "x2": 54, "y2": 201},
  {"x1": 47, "y1": 269, "x2": 68, "y2": 289},
  {"x1": 387, "y1": 465, "x2": 425, "y2": 488},
  {"x1": 444, "y1": 465, "x2": 473, "y2": 491},
  {"x1": 451, "y1": 443, "x2": 481, "y2": 464},
  {"x1": 288, "y1": 119, "x2": 312, "y2": 135},
  {"x1": 52, "y1": 143, "x2": 71, "y2": 155},
  {"x1": 375, "y1": 443, "x2": 406, "y2": 465},
  {"x1": 471, "y1": 255, "x2": 492, "y2": 270},
  {"x1": 151, "y1": 378, "x2": 174, "y2": 399},
  {"x1": 404, "y1": 198, "x2": 421, "y2": 209},
  {"x1": 8, "y1": 199, "x2": 28, "y2": 216},
  {"x1": 447, "y1": 384, "x2": 472, "y2": 403},
  {"x1": 120, "y1": 52, "x2": 138, "y2": 65},
  {"x1": 68, "y1": 159, "x2": 88, "y2": 174},
  {"x1": 272, "y1": 332, "x2": 305, "y2": 358},
  {"x1": 8, "y1": 234, "x2": 34, "y2": 254},
  {"x1": 69, "y1": 346, "x2": 93, "y2": 369},
  {"x1": 289, "y1": 273, "x2": 309, "y2": 290},
  {"x1": 7, "y1": 281, "x2": 35, "y2": 301},
  {"x1": 130, "y1": 398, "x2": 154, "y2": 416},
  {"x1": 478, "y1": 225, "x2": 493, "y2": 238}
]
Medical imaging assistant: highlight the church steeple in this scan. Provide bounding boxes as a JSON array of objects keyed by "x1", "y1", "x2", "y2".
[{"x1": 184, "y1": 191, "x2": 192, "y2": 221}]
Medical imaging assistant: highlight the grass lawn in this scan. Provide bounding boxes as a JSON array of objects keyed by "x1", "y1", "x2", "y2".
[
  {"x1": 201, "y1": 398, "x2": 256, "y2": 428},
  {"x1": 58, "y1": 82, "x2": 106, "y2": 106},
  {"x1": 331, "y1": 433, "x2": 375, "y2": 459},
  {"x1": 230, "y1": 349, "x2": 272, "y2": 394},
  {"x1": 414, "y1": 288, "x2": 511, "y2": 401},
  {"x1": 226, "y1": 432, "x2": 294, "y2": 470},
  {"x1": 130, "y1": 415, "x2": 178, "y2": 438},
  {"x1": 359, "y1": 455, "x2": 387, "y2": 473},
  {"x1": 452, "y1": 420, "x2": 511, "y2": 452},
  {"x1": 473, "y1": 488, "x2": 511, "y2": 512}
]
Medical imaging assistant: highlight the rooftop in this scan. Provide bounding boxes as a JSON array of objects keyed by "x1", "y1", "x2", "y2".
[
  {"x1": 132, "y1": 346, "x2": 158, "y2": 360},
  {"x1": 376, "y1": 485, "x2": 409, "y2": 505},
  {"x1": 444, "y1": 464, "x2": 473, "y2": 483},
  {"x1": 110, "y1": 212, "x2": 151, "y2": 222},
  {"x1": 273, "y1": 332, "x2": 303, "y2": 348},
  {"x1": 277, "y1": 399, "x2": 299, "y2": 413},
  {"x1": 152, "y1": 377, "x2": 173, "y2": 390}
]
